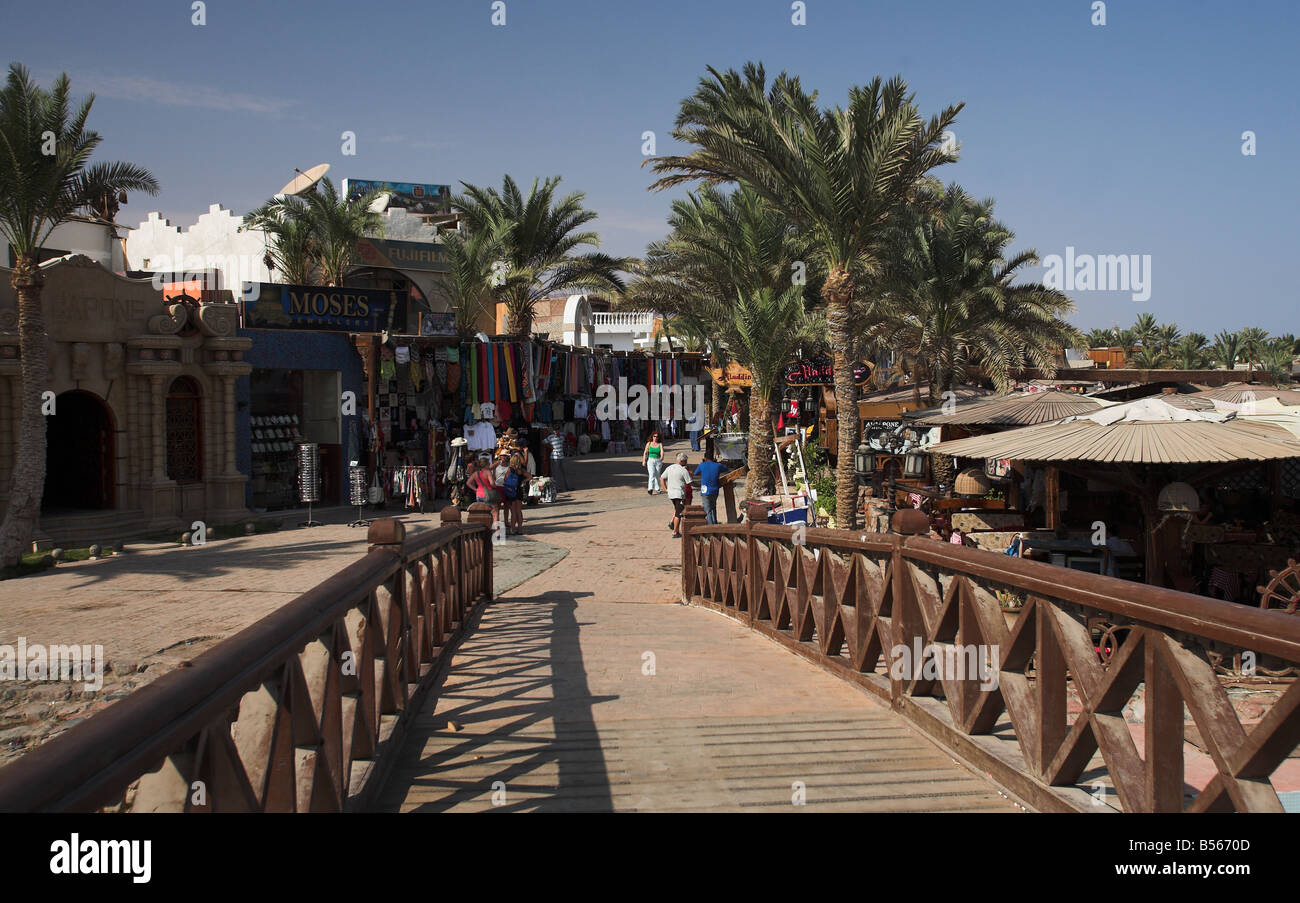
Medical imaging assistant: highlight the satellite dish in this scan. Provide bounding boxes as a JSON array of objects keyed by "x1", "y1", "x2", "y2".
[
  {"x1": 277, "y1": 163, "x2": 330, "y2": 197},
  {"x1": 368, "y1": 192, "x2": 391, "y2": 213}
]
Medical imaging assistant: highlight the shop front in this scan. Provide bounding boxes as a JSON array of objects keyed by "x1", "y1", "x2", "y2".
[
  {"x1": 237, "y1": 283, "x2": 387, "y2": 512},
  {"x1": 0, "y1": 256, "x2": 251, "y2": 545}
]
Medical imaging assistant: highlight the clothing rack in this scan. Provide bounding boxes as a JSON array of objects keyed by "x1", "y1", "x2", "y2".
[{"x1": 386, "y1": 465, "x2": 430, "y2": 513}]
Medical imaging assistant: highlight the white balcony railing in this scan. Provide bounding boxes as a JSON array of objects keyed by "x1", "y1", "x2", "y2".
[{"x1": 592, "y1": 311, "x2": 654, "y2": 331}]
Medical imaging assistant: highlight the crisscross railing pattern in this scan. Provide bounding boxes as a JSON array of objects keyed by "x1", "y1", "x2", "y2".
[
  {"x1": 0, "y1": 516, "x2": 491, "y2": 813},
  {"x1": 682, "y1": 520, "x2": 1300, "y2": 812}
]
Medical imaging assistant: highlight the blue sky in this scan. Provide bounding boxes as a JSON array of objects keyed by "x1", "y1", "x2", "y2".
[{"x1": 4, "y1": 0, "x2": 1296, "y2": 334}]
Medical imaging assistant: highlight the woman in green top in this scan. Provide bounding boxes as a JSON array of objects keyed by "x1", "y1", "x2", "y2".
[{"x1": 643, "y1": 431, "x2": 664, "y2": 494}]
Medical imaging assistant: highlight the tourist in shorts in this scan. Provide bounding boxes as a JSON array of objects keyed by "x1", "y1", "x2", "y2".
[{"x1": 660, "y1": 451, "x2": 692, "y2": 537}]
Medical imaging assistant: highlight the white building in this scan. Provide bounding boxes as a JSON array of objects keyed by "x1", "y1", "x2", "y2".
[
  {"x1": 4, "y1": 215, "x2": 125, "y2": 272},
  {"x1": 558, "y1": 295, "x2": 658, "y2": 351},
  {"x1": 126, "y1": 204, "x2": 454, "y2": 312}
]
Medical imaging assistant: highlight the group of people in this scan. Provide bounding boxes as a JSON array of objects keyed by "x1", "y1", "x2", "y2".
[
  {"x1": 458, "y1": 427, "x2": 536, "y2": 535},
  {"x1": 644, "y1": 433, "x2": 727, "y2": 536}
]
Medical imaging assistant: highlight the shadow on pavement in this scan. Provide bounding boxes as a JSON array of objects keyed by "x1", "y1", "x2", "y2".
[{"x1": 382, "y1": 591, "x2": 619, "y2": 812}]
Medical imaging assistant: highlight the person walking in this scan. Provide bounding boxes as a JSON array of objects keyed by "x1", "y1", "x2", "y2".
[
  {"x1": 502, "y1": 453, "x2": 529, "y2": 534},
  {"x1": 693, "y1": 449, "x2": 726, "y2": 525},
  {"x1": 491, "y1": 452, "x2": 513, "y2": 523},
  {"x1": 660, "y1": 451, "x2": 692, "y2": 537},
  {"x1": 465, "y1": 457, "x2": 500, "y2": 512},
  {"x1": 643, "y1": 430, "x2": 665, "y2": 495}
]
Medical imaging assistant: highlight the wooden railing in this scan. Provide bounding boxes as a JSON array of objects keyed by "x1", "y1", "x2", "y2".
[
  {"x1": 0, "y1": 514, "x2": 492, "y2": 812},
  {"x1": 682, "y1": 518, "x2": 1300, "y2": 812}
]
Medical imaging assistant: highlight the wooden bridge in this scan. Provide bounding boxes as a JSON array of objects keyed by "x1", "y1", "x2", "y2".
[{"x1": 1, "y1": 492, "x2": 1298, "y2": 813}]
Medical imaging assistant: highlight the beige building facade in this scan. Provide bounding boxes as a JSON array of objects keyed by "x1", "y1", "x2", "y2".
[{"x1": 0, "y1": 256, "x2": 251, "y2": 546}]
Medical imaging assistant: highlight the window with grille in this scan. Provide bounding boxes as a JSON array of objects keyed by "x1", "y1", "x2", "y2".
[{"x1": 166, "y1": 377, "x2": 202, "y2": 483}]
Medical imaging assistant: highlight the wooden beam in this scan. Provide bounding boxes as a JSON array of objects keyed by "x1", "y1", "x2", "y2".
[{"x1": 1044, "y1": 466, "x2": 1060, "y2": 529}]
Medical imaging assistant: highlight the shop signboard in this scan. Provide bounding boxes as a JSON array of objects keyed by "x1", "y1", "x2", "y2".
[
  {"x1": 784, "y1": 354, "x2": 872, "y2": 386},
  {"x1": 240, "y1": 283, "x2": 408, "y2": 334},
  {"x1": 708, "y1": 361, "x2": 754, "y2": 387},
  {"x1": 343, "y1": 178, "x2": 451, "y2": 215},
  {"x1": 353, "y1": 237, "x2": 449, "y2": 273}
]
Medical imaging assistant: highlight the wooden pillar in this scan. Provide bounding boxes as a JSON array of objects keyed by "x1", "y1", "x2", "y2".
[
  {"x1": 1044, "y1": 465, "x2": 1060, "y2": 530},
  {"x1": 1142, "y1": 494, "x2": 1161, "y2": 586}
]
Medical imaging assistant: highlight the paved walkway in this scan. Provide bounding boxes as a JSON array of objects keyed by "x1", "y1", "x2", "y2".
[{"x1": 376, "y1": 446, "x2": 1012, "y2": 813}]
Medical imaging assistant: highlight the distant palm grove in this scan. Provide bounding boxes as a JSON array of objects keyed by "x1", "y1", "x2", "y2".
[{"x1": 1083, "y1": 315, "x2": 1298, "y2": 384}]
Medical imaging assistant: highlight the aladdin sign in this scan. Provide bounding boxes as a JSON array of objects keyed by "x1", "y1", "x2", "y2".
[
  {"x1": 709, "y1": 361, "x2": 753, "y2": 387},
  {"x1": 784, "y1": 355, "x2": 872, "y2": 386},
  {"x1": 353, "y1": 237, "x2": 449, "y2": 273},
  {"x1": 240, "y1": 283, "x2": 408, "y2": 334}
]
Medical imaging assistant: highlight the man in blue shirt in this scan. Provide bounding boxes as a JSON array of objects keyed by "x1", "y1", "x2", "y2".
[{"x1": 693, "y1": 451, "x2": 727, "y2": 525}]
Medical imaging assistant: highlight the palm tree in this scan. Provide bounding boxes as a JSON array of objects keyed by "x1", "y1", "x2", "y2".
[
  {"x1": 1127, "y1": 346, "x2": 1169, "y2": 369},
  {"x1": 244, "y1": 177, "x2": 384, "y2": 286},
  {"x1": 0, "y1": 64, "x2": 159, "y2": 567},
  {"x1": 648, "y1": 63, "x2": 962, "y2": 528},
  {"x1": 451, "y1": 175, "x2": 628, "y2": 336},
  {"x1": 1155, "y1": 322, "x2": 1181, "y2": 355},
  {"x1": 1237, "y1": 327, "x2": 1271, "y2": 381},
  {"x1": 1171, "y1": 336, "x2": 1208, "y2": 370},
  {"x1": 628, "y1": 185, "x2": 823, "y2": 495},
  {"x1": 872, "y1": 186, "x2": 1080, "y2": 398},
  {"x1": 1084, "y1": 328, "x2": 1114, "y2": 349},
  {"x1": 1272, "y1": 333, "x2": 1300, "y2": 357},
  {"x1": 1259, "y1": 343, "x2": 1296, "y2": 386},
  {"x1": 1112, "y1": 326, "x2": 1138, "y2": 354},
  {"x1": 435, "y1": 222, "x2": 518, "y2": 340},
  {"x1": 1132, "y1": 312, "x2": 1159, "y2": 349},
  {"x1": 244, "y1": 199, "x2": 318, "y2": 284},
  {"x1": 1184, "y1": 332, "x2": 1209, "y2": 352},
  {"x1": 1211, "y1": 330, "x2": 1241, "y2": 370}
]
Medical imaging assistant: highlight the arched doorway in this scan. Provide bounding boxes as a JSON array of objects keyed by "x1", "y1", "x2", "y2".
[{"x1": 43, "y1": 391, "x2": 115, "y2": 512}]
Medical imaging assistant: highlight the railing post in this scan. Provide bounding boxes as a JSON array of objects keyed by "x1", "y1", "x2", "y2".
[
  {"x1": 366, "y1": 517, "x2": 406, "y2": 554},
  {"x1": 889, "y1": 534, "x2": 908, "y2": 711},
  {"x1": 680, "y1": 504, "x2": 705, "y2": 602},
  {"x1": 746, "y1": 517, "x2": 758, "y2": 626},
  {"x1": 465, "y1": 502, "x2": 493, "y2": 601}
]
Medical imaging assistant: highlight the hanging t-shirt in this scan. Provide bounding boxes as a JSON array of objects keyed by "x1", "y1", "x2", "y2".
[
  {"x1": 574, "y1": 398, "x2": 589, "y2": 418},
  {"x1": 395, "y1": 346, "x2": 410, "y2": 364},
  {"x1": 480, "y1": 401, "x2": 496, "y2": 420},
  {"x1": 463, "y1": 421, "x2": 497, "y2": 452}
]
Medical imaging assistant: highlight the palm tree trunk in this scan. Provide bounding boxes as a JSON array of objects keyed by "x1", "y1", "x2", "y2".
[
  {"x1": 745, "y1": 382, "x2": 775, "y2": 499},
  {"x1": 0, "y1": 260, "x2": 51, "y2": 566},
  {"x1": 508, "y1": 289, "x2": 535, "y2": 337},
  {"x1": 824, "y1": 266, "x2": 860, "y2": 530}
]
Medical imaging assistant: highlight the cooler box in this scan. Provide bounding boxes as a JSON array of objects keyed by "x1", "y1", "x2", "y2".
[{"x1": 768, "y1": 507, "x2": 808, "y2": 526}]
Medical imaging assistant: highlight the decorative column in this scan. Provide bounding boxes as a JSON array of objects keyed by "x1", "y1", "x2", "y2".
[
  {"x1": 223, "y1": 375, "x2": 237, "y2": 476},
  {"x1": 150, "y1": 374, "x2": 166, "y2": 481},
  {"x1": 195, "y1": 302, "x2": 252, "y2": 522}
]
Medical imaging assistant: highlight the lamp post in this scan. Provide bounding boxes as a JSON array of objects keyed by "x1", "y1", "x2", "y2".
[{"x1": 854, "y1": 443, "x2": 874, "y2": 486}]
